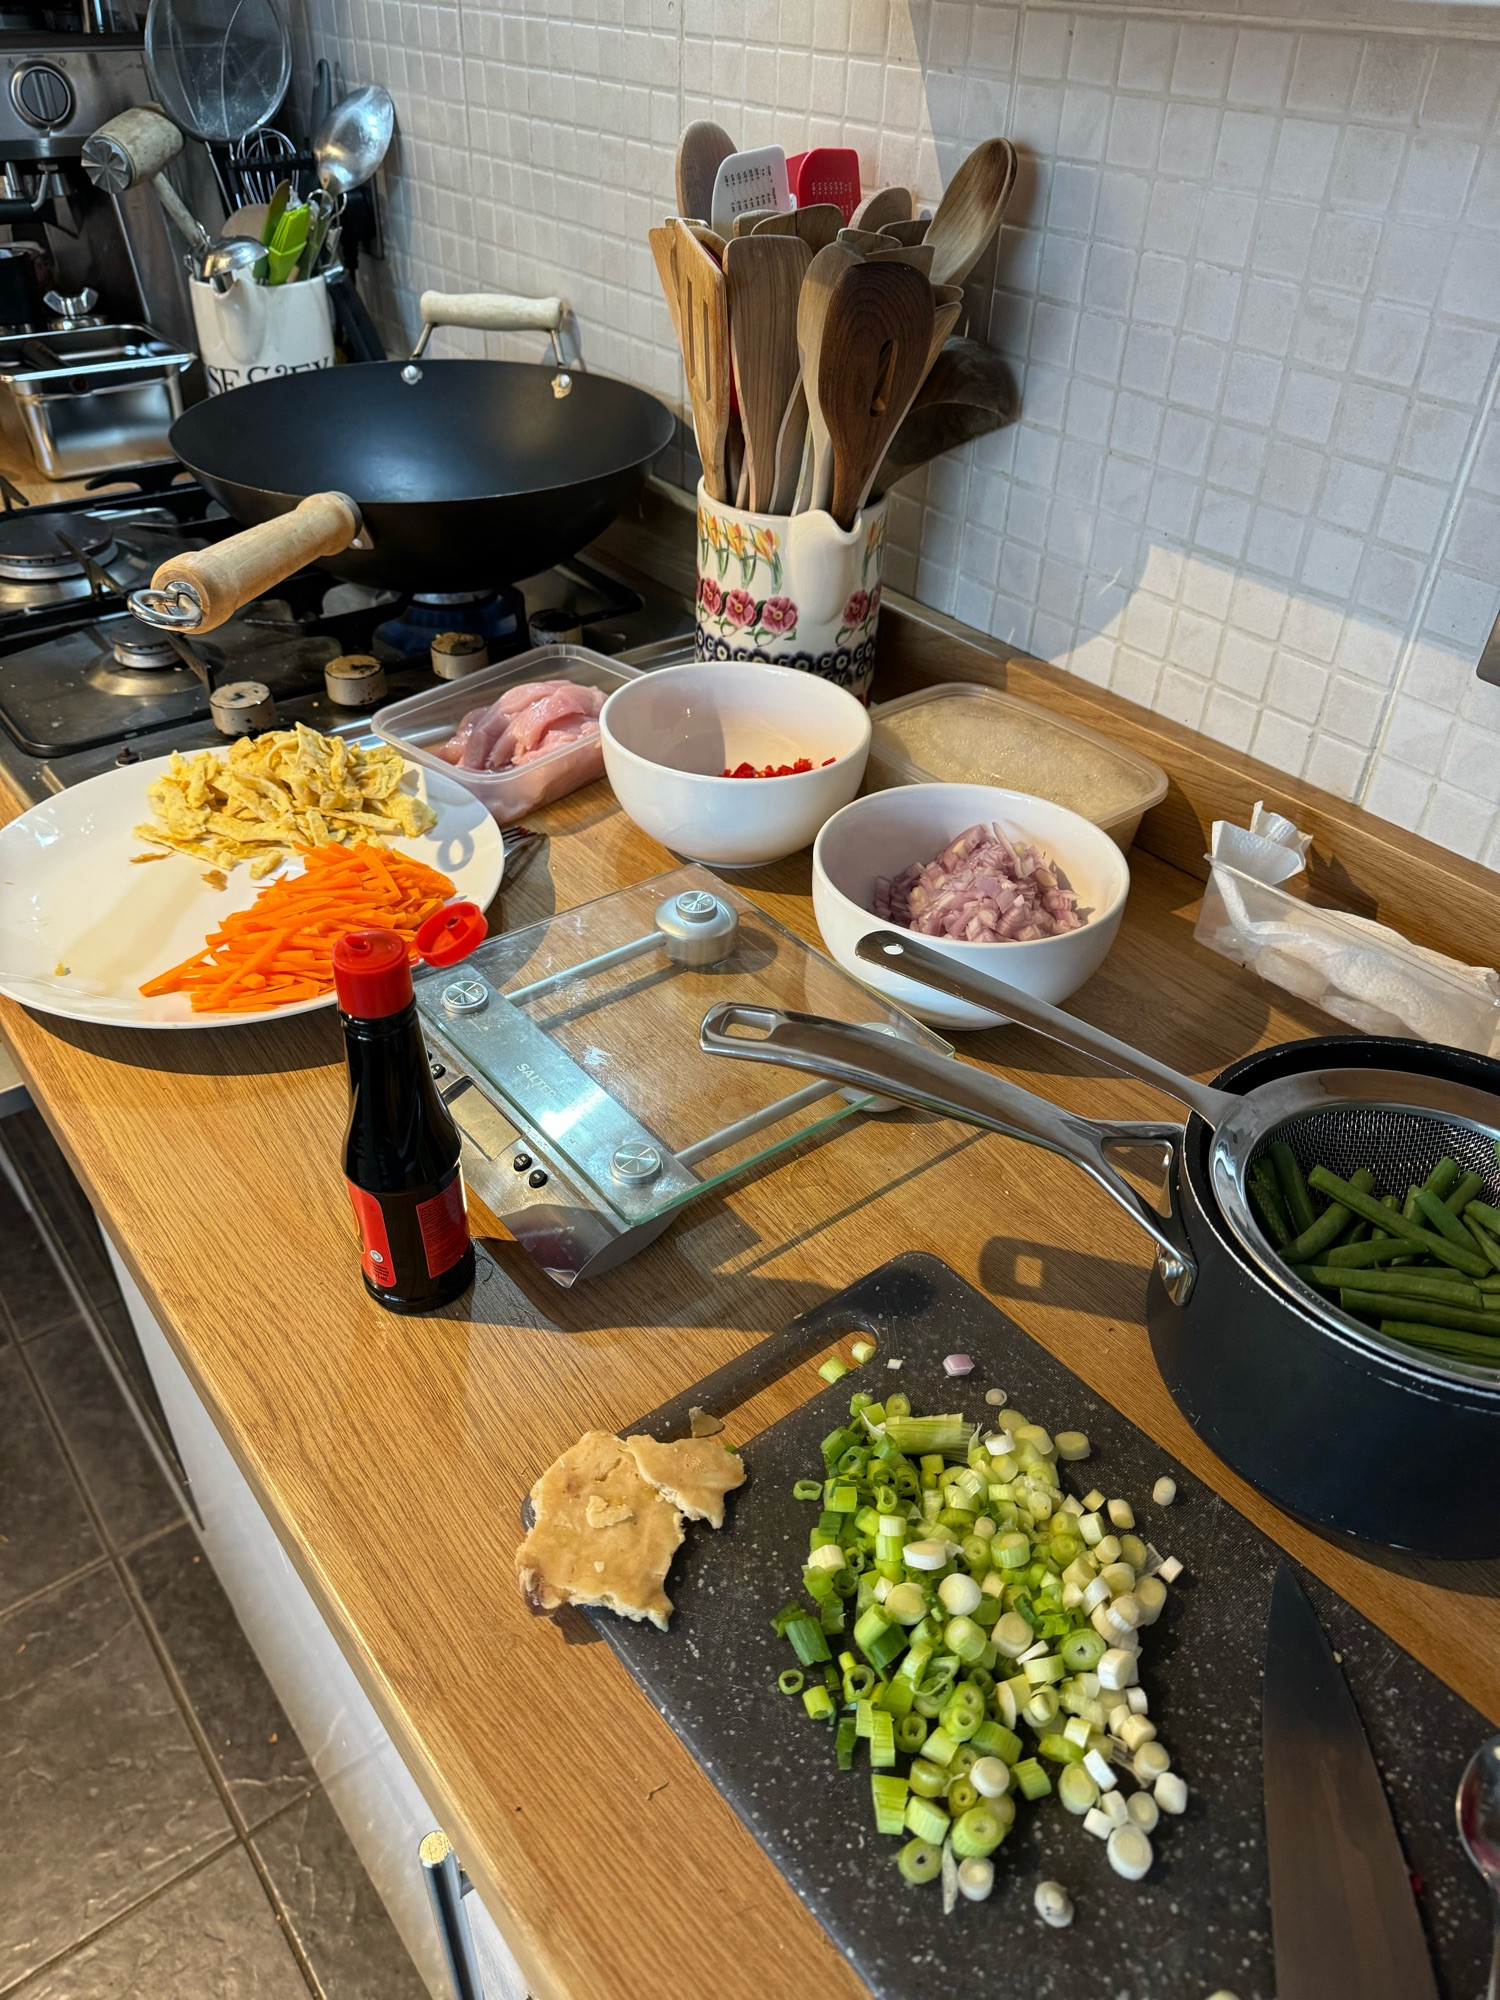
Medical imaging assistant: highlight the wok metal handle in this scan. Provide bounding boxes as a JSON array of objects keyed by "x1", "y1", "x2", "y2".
[
  {"x1": 131, "y1": 491, "x2": 364, "y2": 633},
  {"x1": 404, "y1": 290, "x2": 573, "y2": 389},
  {"x1": 700, "y1": 1002, "x2": 1198, "y2": 1302},
  {"x1": 854, "y1": 930, "x2": 1239, "y2": 1127}
]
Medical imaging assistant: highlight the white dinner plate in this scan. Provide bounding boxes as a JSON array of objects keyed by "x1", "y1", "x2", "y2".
[{"x1": 0, "y1": 752, "x2": 505, "y2": 1030}]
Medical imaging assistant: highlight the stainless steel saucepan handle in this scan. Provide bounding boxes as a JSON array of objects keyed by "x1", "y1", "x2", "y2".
[
  {"x1": 854, "y1": 930, "x2": 1239, "y2": 1127},
  {"x1": 700, "y1": 1003, "x2": 1199, "y2": 1301}
]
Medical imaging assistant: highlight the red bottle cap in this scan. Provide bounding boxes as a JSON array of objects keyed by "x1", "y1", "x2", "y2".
[
  {"x1": 414, "y1": 900, "x2": 487, "y2": 967},
  {"x1": 332, "y1": 930, "x2": 413, "y2": 1019}
]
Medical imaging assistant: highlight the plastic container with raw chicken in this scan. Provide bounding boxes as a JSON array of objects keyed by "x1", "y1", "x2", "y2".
[{"x1": 372, "y1": 645, "x2": 643, "y2": 824}]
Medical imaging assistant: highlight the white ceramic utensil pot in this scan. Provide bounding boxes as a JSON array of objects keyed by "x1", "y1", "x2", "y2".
[
  {"x1": 694, "y1": 480, "x2": 886, "y2": 703},
  {"x1": 190, "y1": 275, "x2": 336, "y2": 395}
]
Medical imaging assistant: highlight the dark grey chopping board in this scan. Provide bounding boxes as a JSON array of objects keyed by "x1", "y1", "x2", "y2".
[{"x1": 592, "y1": 1253, "x2": 1492, "y2": 2000}]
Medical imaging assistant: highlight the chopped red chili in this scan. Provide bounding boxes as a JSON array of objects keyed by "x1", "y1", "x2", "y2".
[{"x1": 721, "y1": 756, "x2": 836, "y2": 778}]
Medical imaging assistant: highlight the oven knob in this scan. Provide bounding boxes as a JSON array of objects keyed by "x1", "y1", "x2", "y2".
[{"x1": 11, "y1": 64, "x2": 74, "y2": 130}]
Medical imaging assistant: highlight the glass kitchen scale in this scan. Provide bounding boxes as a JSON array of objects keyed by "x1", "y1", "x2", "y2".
[{"x1": 412, "y1": 866, "x2": 948, "y2": 1284}]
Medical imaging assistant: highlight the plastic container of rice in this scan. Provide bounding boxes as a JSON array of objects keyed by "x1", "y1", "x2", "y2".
[{"x1": 863, "y1": 682, "x2": 1168, "y2": 852}]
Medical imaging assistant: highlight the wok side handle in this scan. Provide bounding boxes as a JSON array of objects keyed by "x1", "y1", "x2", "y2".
[
  {"x1": 418, "y1": 291, "x2": 566, "y2": 334},
  {"x1": 131, "y1": 492, "x2": 363, "y2": 634}
]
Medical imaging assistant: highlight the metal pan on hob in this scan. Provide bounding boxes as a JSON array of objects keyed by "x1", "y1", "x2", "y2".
[
  {"x1": 701, "y1": 930, "x2": 1500, "y2": 1560},
  {"x1": 129, "y1": 289, "x2": 675, "y2": 636}
]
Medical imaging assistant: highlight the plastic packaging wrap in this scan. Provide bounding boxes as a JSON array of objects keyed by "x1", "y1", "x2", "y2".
[{"x1": 1194, "y1": 803, "x2": 1500, "y2": 1056}]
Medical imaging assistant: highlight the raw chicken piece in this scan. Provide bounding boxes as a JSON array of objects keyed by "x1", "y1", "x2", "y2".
[
  {"x1": 435, "y1": 679, "x2": 605, "y2": 773},
  {"x1": 873, "y1": 821, "x2": 1090, "y2": 941}
]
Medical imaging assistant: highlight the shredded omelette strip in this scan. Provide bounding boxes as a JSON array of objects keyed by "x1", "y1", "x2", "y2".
[{"x1": 132, "y1": 723, "x2": 438, "y2": 879}]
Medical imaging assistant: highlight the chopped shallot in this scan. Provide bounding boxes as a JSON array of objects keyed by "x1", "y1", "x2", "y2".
[
  {"x1": 943, "y1": 1353, "x2": 974, "y2": 1376},
  {"x1": 434, "y1": 679, "x2": 606, "y2": 773},
  {"x1": 873, "y1": 822, "x2": 1090, "y2": 942}
]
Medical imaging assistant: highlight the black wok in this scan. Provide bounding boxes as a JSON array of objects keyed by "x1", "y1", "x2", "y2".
[{"x1": 133, "y1": 340, "x2": 672, "y2": 632}]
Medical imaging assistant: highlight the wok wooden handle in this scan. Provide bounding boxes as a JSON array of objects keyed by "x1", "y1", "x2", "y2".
[
  {"x1": 418, "y1": 290, "x2": 566, "y2": 334},
  {"x1": 149, "y1": 492, "x2": 361, "y2": 633}
]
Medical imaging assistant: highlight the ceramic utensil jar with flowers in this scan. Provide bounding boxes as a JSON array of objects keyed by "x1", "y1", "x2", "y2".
[{"x1": 694, "y1": 481, "x2": 886, "y2": 702}]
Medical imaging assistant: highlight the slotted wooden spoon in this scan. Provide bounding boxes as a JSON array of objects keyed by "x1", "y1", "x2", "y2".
[
  {"x1": 925, "y1": 137, "x2": 1017, "y2": 288},
  {"x1": 670, "y1": 217, "x2": 732, "y2": 502},
  {"x1": 725, "y1": 233, "x2": 811, "y2": 514},
  {"x1": 675, "y1": 120, "x2": 734, "y2": 222},
  {"x1": 818, "y1": 261, "x2": 935, "y2": 529}
]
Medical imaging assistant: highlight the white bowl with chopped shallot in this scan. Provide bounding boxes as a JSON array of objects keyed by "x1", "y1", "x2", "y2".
[{"x1": 813, "y1": 783, "x2": 1130, "y2": 1029}]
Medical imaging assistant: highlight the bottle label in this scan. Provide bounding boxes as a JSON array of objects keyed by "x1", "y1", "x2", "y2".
[
  {"x1": 346, "y1": 1179, "x2": 398, "y2": 1288},
  {"x1": 345, "y1": 1169, "x2": 470, "y2": 1290},
  {"x1": 415, "y1": 1171, "x2": 470, "y2": 1277}
]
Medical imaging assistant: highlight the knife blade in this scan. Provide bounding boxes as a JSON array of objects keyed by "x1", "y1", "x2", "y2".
[{"x1": 1263, "y1": 1562, "x2": 1439, "y2": 2000}]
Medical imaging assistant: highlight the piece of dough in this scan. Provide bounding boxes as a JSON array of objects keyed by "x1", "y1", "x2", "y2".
[
  {"x1": 624, "y1": 1433, "x2": 747, "y2": 1530},
  {"x1": 516, "y1": 1430, "x2": 683, "y2": 1631}
]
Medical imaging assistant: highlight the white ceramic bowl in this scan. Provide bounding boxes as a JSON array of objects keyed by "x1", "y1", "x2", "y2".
[
  {"x1": 600, "y1": 661, "x2": 872, "y2": 866},
  {"x1": 812, "y1": 783, "x2": 1131, "y2": 1029}
]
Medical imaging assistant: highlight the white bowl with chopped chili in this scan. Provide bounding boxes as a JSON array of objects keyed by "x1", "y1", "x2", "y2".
[
  {"x1": 813, "y1": 782, "x2": 1130, "y2": 1028},
  {"x1": 600, "y1": 662, "x2": 871, "y2": 866}
]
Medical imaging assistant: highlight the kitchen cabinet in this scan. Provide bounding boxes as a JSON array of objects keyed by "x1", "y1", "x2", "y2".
[{"x1": 104, "y1": 1241, "x2": 525, "y2": 2000}]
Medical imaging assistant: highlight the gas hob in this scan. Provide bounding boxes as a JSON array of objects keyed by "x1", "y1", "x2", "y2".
[{"x1": 0, "y1": 473, "x2": 695, "y2": 807}]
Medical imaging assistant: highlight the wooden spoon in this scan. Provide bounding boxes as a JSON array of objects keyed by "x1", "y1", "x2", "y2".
[
  {"x1": 730, "y1": 207, "x2": 778, "y2": 238},
  {"x1": 795, "y1": 242, "x2": 860, "y2": 514},
  {"x1": 675, "y1": 120, "x2": 734, "y2": 223},
  {"x1": 817, "y1": 261, "x2": 935, "y2": 530},
  {"x1": 925, "y1": 137, "x2": 1017, "y2": 288},
  {"x1": 670, "y1": 217, "x2": 732, "y2": 502},
  {"x1": 870, "y1": 337, "x2": 1019, "y2": 497},
  {"x1": 724, "y1": 234, "x2": 811, "y2": 514},
  {"x1": 850, "y1": 185, "x2": 912, "y2": 233},
  {"x1": 878, "y1": 217, "x2": 930, "y2": 247}
]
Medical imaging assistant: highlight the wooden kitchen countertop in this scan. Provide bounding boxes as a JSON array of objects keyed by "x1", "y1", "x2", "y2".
[{"x1": 2, "y1": 767, "x2": 1499, "y2": 2000}]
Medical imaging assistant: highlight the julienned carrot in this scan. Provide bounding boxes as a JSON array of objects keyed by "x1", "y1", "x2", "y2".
[{"x1": 139, "y1": 844, "x2": 456, "y2": 1014}]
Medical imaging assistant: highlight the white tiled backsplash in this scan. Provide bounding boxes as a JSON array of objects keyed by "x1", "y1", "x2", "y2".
[{"x1": 293, "y1": 0, "x2": 1500, "y2": 871}]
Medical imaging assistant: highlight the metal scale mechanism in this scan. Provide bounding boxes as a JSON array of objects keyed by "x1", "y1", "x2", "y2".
[{"x1": 413, "y1": 866, "x2": 947, "y2": 1284}]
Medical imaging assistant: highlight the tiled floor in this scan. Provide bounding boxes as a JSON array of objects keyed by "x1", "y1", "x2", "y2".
[{"x1": 0, "y1": 1109, "x2": 429, "y2": 2000}]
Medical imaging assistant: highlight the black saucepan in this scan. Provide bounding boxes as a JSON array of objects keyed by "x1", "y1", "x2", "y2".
[{"x1": 699, "y1": 997, "x2": 1500, "y2": 1560}]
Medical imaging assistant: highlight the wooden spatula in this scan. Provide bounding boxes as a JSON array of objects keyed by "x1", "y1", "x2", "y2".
[
  {"x1": 796, "y1": 242, "x2": 860, "y2": 515},
  {"x1": 879, "y1": 217, "x2": 930, "y2": 247},
  {"x1": 817, "y1": 261, "x2": 935, "y2": 530},
  {"x1": 675, "y1": 120, "x2": 734, "y2": 222},
  {"x1": 724, "y1": 233, "x2": 811, "y2": 515},
  {"x1": 730, "y1": 207, "x2": 777, "y2": 239},
  {"x1": 867, "y1": 243, "x2": 935, "y2": 276},
  {"x1": 755, "y1": 204, "x2": 844, "y2": 255},
  {"x1": 670, "y1": 217, "x2": 732, "y2": 502},
  {"x1": 850, "y1": 185, "x2": 912, "y2": 233},
  {"x1": 648, "y1": 223, "x2": 683, "y2": 347},
  {"x1": 925, "y1": 138, "x2": 1017, "y2": 288}
]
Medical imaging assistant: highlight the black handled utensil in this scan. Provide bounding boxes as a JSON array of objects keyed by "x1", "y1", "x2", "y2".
[{"x1": 1263, "y1": 1563, "x2": 1440, "y2": 2000}]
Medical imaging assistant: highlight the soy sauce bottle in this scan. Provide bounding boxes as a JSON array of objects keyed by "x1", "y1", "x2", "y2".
[{"x1": 332, "y1": 915, "x2": 484, "y2": 1313}]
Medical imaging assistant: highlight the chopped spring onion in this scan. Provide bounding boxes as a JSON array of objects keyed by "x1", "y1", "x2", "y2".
[
  {"x1": 871, "y1": 1774, "x2": 908, "y2": 1834},
  {"x1": 958, "y1": 1856, "x2": 994, "y2": 1903},
  {"x1": 1154, "y1": 1771, "x2": 1188, "y2": 1815},
  {"x1": 818, "y1": 1357, "x2": 850, "y2": 1385},
  {"x1": 897, "y1": 1837, "x2": 942, "y2": 1885},
  {"x1": 1107, "y1": 1824, "x2": 1154, "y2": 1880},
  {"x1": 851, "y1": 1339, "x2": 876, "y2": 1365},
  {"x1": 774, "y1": 1391, "x2": 1182, "y2": 1912},
  {"x1": 1034, "y1": 1879, "x2": 1074, "y2": 1927}
]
